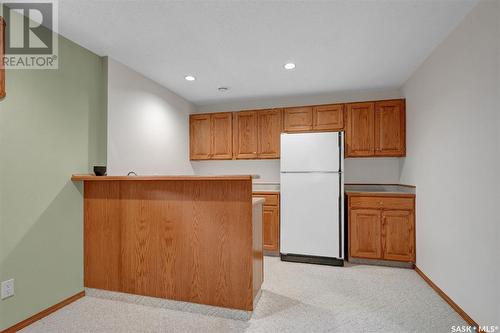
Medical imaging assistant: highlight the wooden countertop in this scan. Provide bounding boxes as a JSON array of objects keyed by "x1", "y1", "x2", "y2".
[{"x1": 71, "y1": 174, "x2": 253, "y2": 181}]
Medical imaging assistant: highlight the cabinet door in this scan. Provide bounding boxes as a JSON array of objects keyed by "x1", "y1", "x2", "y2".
[
  {"x1": 349, "y1": 209, "x2": 382, "y2": 259},
  {"x1": 233, "y1": 111, "x2": 258, "y2": 159},
  {"x1": 345, "y1": 102, "x2": 375, "y2": 157},
  {"x1": 283, "y1": 107, "x2": 313, "y2": 132},
  {"x1": 263, "y1": 205, "x2": 279, "y2": 252},
  {"x1": 211, "y1": 113, "x2": 233, "y2": 159},
  {"x1": 189, "y1": 114, "x2": 212, "y2": 160},
  {"x1": 375, "y1": 100, "x2": 405, "y2": 156},
  {"x1": 382, "y1": 210, "x2": 415, "y2": 262},
  {"x1": 313, "y1": 104, "x2": 344, "y2": 131},
  {"x1": 258, "y1": 109, "x2": 282, "y2": 159}
]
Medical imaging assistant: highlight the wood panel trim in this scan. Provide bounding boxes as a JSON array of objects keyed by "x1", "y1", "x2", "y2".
[
  {"x1": 1, "y1": 291, "x2": 85, "y2": 333},
  {"x1": 414, "y1": 267, "x2": 481, "y2": 330}
]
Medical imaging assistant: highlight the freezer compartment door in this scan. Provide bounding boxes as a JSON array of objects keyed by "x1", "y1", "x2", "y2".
[
  {"x1": 280, "y1": 172, "x2": 341, "y2": 258},
  {"x1": 280, "y1": 132, "x2": 340, "y2": 172}
]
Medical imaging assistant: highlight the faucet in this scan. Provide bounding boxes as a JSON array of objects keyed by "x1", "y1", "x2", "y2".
[{"x1": 127, "y1": 171, "x2": 137, "y2": 176}]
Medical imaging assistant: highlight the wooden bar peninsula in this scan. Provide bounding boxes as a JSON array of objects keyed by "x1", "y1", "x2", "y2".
[{"x1": 71, "y1": 174, "x2": 263, "y2": 311}]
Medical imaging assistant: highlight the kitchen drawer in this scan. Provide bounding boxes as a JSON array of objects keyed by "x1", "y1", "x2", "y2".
[
  {"x1": 253, "y1": 193, "x2": 279, "y2": 206},
  {"x1": 349, "y1": 196, "x2": 414, "y2": 210}
]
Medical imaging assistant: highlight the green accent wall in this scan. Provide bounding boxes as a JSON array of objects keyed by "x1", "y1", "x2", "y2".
[{"x1": 0, "y1": 34, "x2": 107, "y2": 329}]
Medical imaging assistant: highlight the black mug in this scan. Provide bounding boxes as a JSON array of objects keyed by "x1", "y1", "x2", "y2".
[{"x1": 93, "y1": 166, "x2": 107, "y2": 176}]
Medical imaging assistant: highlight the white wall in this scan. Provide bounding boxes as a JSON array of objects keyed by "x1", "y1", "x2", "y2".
[
  {"x1": 344, "y1": 158, "x2": 401, "y2": 184},
  {"x1": 194, "y1": 88, "x2": 404, "y2": 183},
  {"x1": 400, "y1": 0, "x2": 499, "y2": 325},
  {"x1": 192, "y1": 158, "x2": 402, "y2": 184},
  {"x1": 192, "y1": 160, "x2": 280, "y2": 182},
  {"x1": 107, "y1": 58, "x2": 195, "y2": 175}
]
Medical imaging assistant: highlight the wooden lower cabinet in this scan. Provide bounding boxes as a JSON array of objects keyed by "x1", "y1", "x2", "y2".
[
  {"x1": 262, "y1": 206, "x2": 279, "y2": 251},
  {"x1": 348, "y1": 193, "x2": 415, "y2": 263},
  {"x1": 382, "y1": 210, "x2": 414, "y2": 261},
  {"x1": 253, "y1": 192, "x2": 280, "y2": 253},
  {"x1": 350, "y1": 209, "x2": 382, "y2": 259}
]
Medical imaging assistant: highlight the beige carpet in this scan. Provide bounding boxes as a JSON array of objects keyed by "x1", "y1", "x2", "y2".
[{"x1": 21, "y1": 257, "x2": 465, "y2": 332}]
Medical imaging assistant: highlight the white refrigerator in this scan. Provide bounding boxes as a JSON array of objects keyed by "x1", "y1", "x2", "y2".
[{"x1": 280, "y1": 132, "x2": 344, "y2": 266}]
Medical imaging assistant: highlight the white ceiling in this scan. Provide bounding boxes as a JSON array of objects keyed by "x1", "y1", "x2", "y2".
[{"x1": 58, "y1": 0, "x2": 476, "y2": 105}]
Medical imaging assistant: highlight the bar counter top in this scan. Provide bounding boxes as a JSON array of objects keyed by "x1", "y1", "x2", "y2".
[{"x1": 71, "y1": 174, "x2": 253, "y2": 181}]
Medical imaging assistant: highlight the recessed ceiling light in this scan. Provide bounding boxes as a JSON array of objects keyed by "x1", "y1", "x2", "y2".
[
  {"x1": 284, "y1": 63, "x2": 296, "y2": 70},
  {"x1": 185, "y1": 75, "x2": 196, "y2": 81}
]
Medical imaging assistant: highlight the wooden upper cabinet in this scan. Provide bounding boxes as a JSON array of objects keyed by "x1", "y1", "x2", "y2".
[
  {"x1": 375, "y1": 100, "x2": 405, "y2": 156},
  {"x1": 211, "y1": 113, "x2": 233, "y2": 159},
  {"x1": 258, "y1": 109, "x2": 282, "y2": 159},
  {"x1": 283, "y1": 107, "x2": 313, "y2": 132},
  {"x1": 0, "y1": 17, "x2": 5, "y2": 99},
  {"x1": 233, "y1": 111, "x2": 258, "y2": 159},
  {"x1": 189, "y1": 114, "x2": 212, "y2": 160},
  {"x1": 313, "y1": 104, "x2": 344, "y2": 131},
  {"x1": 382, "y1": 210, "x2": 414, "y2": 262},
  {"x1": 189, "y1": 113, "x2": 232, "y2": 160},
  {"x1": 190, "y1": 99, "x2": 405, "y2": 160},
  {"x1": 349, "y1": 209, "x2": 382, "y2": 259},
  {"x1": 346, "y1": 102, "x2": 375, "y2": 157}
]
